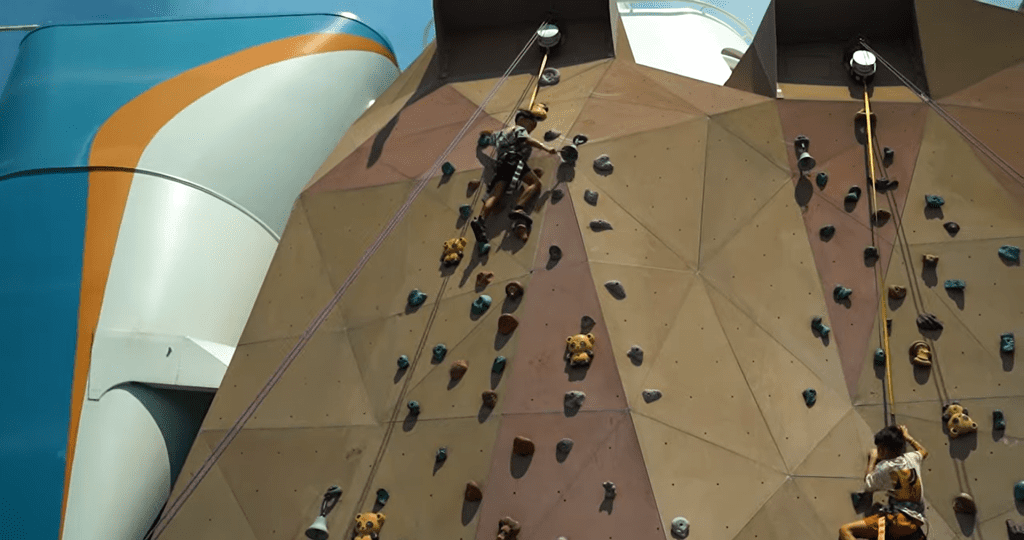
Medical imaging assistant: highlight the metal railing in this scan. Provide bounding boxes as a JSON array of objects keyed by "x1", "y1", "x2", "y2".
[
  {"x1": 0, "y1": 25, "x2": 40, "y2": 32},
  {"x1": 617, "y1": 1, "x2": 755, "y2": 44}
]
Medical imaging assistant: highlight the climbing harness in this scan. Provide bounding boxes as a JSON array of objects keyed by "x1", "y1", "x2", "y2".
[{"x1": 144, "y1": 21, "x2": 550, "y2": 539}]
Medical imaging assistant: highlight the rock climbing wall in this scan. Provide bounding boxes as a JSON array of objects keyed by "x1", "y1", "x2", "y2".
[{"x1": 160, "y1": 4, "x2": 1024, "y2": 540}]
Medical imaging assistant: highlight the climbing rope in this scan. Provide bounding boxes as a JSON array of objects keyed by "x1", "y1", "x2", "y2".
[{"x1": 145, "y1": 22, "x2": 549, "y2": 539}]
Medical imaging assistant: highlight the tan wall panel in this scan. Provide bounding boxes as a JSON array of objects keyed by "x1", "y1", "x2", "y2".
[
  {"x1": 570, "y1": 95, "x2": 704, "y2": 143},
  {"x1": 489, "y1": 98, "x2": 590, "y2": 146},
  {"x1": 777, "y1": 84, "x2": 921, "y2": 103},
  {"x1": 793, "y1": 407, "x2": 877, "y2": 478},
  {"x1": 633, "y1": 63, "x2": 771, "y2": 116},
  {"x1": 938, "y1": 61, "x2": 1024, "y2": 114},
  {"x1": 591, "y1": 60, "x2": 706, "y2": 114},
  {"x1": 203, "y1": 337, "x2": 305, "y2": 431},
  {"x1": 776, "y1": 101, "x2": 865, "y2": 174},
  {"x1": 711, "y1": 100, "x2": 790, "y2": 173},
  {"x1": 451, "y1": 60, "x2": 611, "y2": 115}
]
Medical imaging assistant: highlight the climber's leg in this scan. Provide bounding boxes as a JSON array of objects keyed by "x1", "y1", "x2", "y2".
[
  {"x1": 514, "y1": 169, "x2": 543, "y2": 210},
  {"x1": 481, "y1": 181, "x2": 508, "y2": 219}
]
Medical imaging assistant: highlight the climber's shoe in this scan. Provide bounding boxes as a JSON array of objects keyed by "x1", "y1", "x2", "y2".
[
  {"x1": 508, "y1": 208, "x2": 534, "y2": 227},
  {"x1": 470, "y1": 217, "x2": 488, "y2": 244}
]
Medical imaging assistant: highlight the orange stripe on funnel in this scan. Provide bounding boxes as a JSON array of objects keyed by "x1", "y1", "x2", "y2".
[{"x1": 59, "y1": 32, "x2": 395, "y2": 537}]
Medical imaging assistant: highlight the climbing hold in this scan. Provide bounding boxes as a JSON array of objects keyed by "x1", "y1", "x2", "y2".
[
  {"x1": 497, "y1": 517, "x2": 521, "y2": 540},
  {"x1": 845, "y1": 186, "x2": 862, "y2": 203},
  {"x1": 916, "y1": 313, "x2": 943, "y2": 331},
  {"x1": 925, "y1": 194, "x2": 945, "y2": 208},
  {"x1": 1002, "y1": 333, "x2": 1015, "y2": 353},
  {"x1": 479, "y1": 133, "x2": 493, "y2": 146},
  {"x1": 1009, "y1": 519, "x2": 1024, "y2": 540},
  {"x1": 642, "y1": 389, "x2": 663, "y2": 403},
  {"x1": 603, "y1": 481, "x2": 616, "y2": 498},
  {"x1": 465, "y1": 481, "x2": 483, "y2": 502},
  {"x1": 436, "y1": 447, "x2": 448, "y2": 462},
  {"x1": 566, "y1": 333, "x2": 597, "y2": 367},
  {"x1": 627, "y1": 345, "x2": 644, "y2": 364},
  {"x1": 544, "y1": 129, "x2": 561, "y2": 142},
  {"x1": 408, "y1": 289, "x2": 428, "y2": 307},
  {"x1": 944, "y1": 279, "x2": 965, "y2": 290},
  {"x1": 590, "y1": 219, "x2": 613, "y2": 231},
  {"x1": 556, "y1": 438, "x2": 574, "y2": 454},
  {"x1": 450, "y1": 360, "x2": 469, "y2": 380},
  {"x1": 497, "y1": 314, "x2": 519, "y2": 334},
  {"x1": 994, "y1": 410, "x2": 1007, "y2": 431},
  {"x1": 953, "y1": 493, "x2": 977, "y2": 514},
  {"x1": 605, "y1": 280, "x2": 626, "y2": 299},
  {"x1": 942, "y1": 402, "x2": 978, "y2": 438},
  {"x1": 504, "y1": 281, "x2": 524, "y2": 299},
  {"x1": 442, "y1": 237, "x2": 468, "y2": 266},
  {"x1": 512, "y1": 436, "x2": 535, "y2": 456},
  {"x1": 909, "y1": 341, "x2": 932, "y2": 367},
  {"x1": 815, "y1": 171, "x2": 829, "y2": 189},
  {"x1": 999, "y1": 245, "x2": 1021, "y2": 263},
  {"x1": 581, "y1": 315, "x2": 596, "y2": 332},
  {"x1": 559, "y1": 144, "x2": 579, "y2": 164},
  {"x1": 944, "y1": 222, "x2": 960, "y2": 235},
  {"x1": 476, "y1": 271, "x2": 495, "y2": 288},
  {"x1": 873, "y1": 209, "x2": 892, "y2": 225},
  {"x1": 459, "y1": 204, "x2": 472, "y2": 219},
  {"x1": 820, "y1": 225, "x2": 836, "y2": 240},
  {"x1": 889, "y1": 285, "x2": 907, "y2": 300},
  {"x1": 433, "y1": 344, "x2": 448, "y2": 362},
  {"x1": 593, "y1": 154, "x2": 614, "y2": 174},
  {"x1": 803, "y1": 388, "x2": 817, "y2": 407},
  {"x1": 492, "y1": 356, "x2": 507, "y2": 373},
  {"x1": 864, "y1": 246, "x2": 879, "y2": 261},
  {"x1": 874, "y1": 348, "x2": 886, "y2": 367},
  {"x1": 812, "y1": 316, "x2": 831, "y2": 337},
  {"x1": 573, "y1": 134, "x2": 589, "y2": 145},
  {"x1": 922, "y1": 254, "x2": 939, "y2": 267},
  {"x1": 833, "y1": 284, "x2": 853, "y2": 302},
  {"x1": 1015, "y1": 481, "x2": 1024, "y2": 502},
  {"x1": 407, "y1": 401, "x2": 421, "y2": 416},
  {"x1": 478, "y1": 242, "x2": 491, "y2": 256},
  {"x1": 539, "y1": 66, "x2": 560, "y2": 86},
  {"x1": 482, "y1": 390, "x2": 498, "y2": 408},
  {"x1": 471, "y1": 295, "x2": 492, "y2": 315},
  {"x1": 441, "y1": 162, "x2": 456, "y2": 176},
  {"x1": 551, "y1": 188, "x2": 564, "y2": 201},
  {"x1": 397, "y1": 355, "x2": 410, "y2": 370},
  {"x1": 549, "y1": 245, "x2": 562, "y2": 261},
  {"x1": 883, "y1": 147, "x2": 895, "y2": 165},
  {"x1": 565, "y1": 390, "x2": 586, "y2": 409},
  {"x1": 671, "y1": 517, "x2": 691, "y2": 540},
  {"x1": 874, "y1": 178, "x2": 898, "y2": 192},
  {"x1": 584, "y1": 189, "x2": 599, "y2": 205}
]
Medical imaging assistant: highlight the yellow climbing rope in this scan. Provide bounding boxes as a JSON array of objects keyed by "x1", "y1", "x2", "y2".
[
  {"x1": 529, "y1": 48, "x2": 549, "y2": 110},
  {"x1": 863, "y1": 84, "x2": 896, "y2": 426}
]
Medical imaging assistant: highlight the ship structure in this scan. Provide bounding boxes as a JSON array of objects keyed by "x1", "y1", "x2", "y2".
[{"x1": 144, "y1": 0, "x2": 1024, "y2": 538}]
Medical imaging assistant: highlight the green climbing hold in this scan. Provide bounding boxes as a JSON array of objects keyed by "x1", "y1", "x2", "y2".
[
  {"x1": 436, "y1": 447, "x2": 448, "y2": 462},
  {"x1": 433, "y1": 344, "x2": 447, "y2": 362},
  {"x1": 376, "y1": 488, "x2": 390, "y2": 506},
  {"x1": 1002, "y1": 333, "x2": 1015, "y2": 353},
  {"x1": 1015, "y1": 481, "x2": 1024, "y2": 502},
  {"x1": 875, "y1": 348, "x2": 886, "y2": 366},
  {"x1": 820, "y1": 225, "x2": 836, "y2": 240},
  {"x1": 994, "y1": 410, "x2": 1006, "y2": 431},
  {"x1": 442, "y1": 162, "x2": 456, "y2": 176},
  {"x1": 944, "y1": 279, "x2": 965, "y2": 290},
  {"x1": 407, "y1": 401, "x2": 420, "y2": 415},
  {"x1": 845, "y1": 186, "x2": 862, "y2": 203},
  {"x1": 478, "y1": 242, "x2": 491, "y2": 255},
  {"x1": 925, "y1": 194, "x2": 945, "y2": 208},
  {"x1": 459, "y1": 204, "x2": 472, "y2": 219},
  {"x1": 999, "y1": 245, "x2": 1021, "y2": 263},
  {"x1": 492, "y1": 356, "x2": 507, "y2": 373},
  {"x1": 408, "y1": 289, "x2": 427, "y2": 307},
  {"x1": 834, "y1": 285, "x2": 853, "y2": 302},
  {"x1": 811, "y1": 316, "x2": 831, "y2": 337},
  {"x1": 397, "y1": 355, "x2": 410, "y2": 369},
  {"x1": 816, "y1": 172, "x2": 829, "y2": 189},
  {"x1": 803, "y1": 388, "x2": 817, "y2": 407},
  {"x1": 471, "y1": 294, "x2": 492, "y2": 315}
]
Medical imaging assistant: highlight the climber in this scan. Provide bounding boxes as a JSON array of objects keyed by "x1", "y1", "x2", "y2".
[
  {"x1": 470, "y1": 102, "x2": 557, "y2": 243},
  {"x1": 840, "y1": 425, "x2": 929, "y2": 540}
]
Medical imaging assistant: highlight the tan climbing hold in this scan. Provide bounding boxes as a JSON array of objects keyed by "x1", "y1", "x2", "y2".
[
  {"x1": 566, "y1": 333, "x2": 596, "y2": 367},
  {"x1": 498, "y1": 314, "x2": 519, "y2": 334},
  {"x1": 889, "y1": 285, "x2": 907, "y2": 299},
  {"x1": 497, "y1": 516, "x2": 521, "y2": 540},
  {"x1": 450, "y1": 360, "x2": 468, "y2": 380},
  {"x1": 505, "y1": 281, "x2": 524, "y2": 299},
  {"x1": 476, "y1": 271, "x2": 495, "y2": 288},
  {"x1": 953, "y1": 493, "x2": 977, "y2": 514},
  {"x1": 512, "y1": 436, "x2": 535, "y2": 456},
  {"x1": 943, "y1": 403, "x2": 978, "y2": 438},
  {"x1": 909, "y1": 340, "x2": 932, "y2": 367},
  {"x1": 465, "y1": 481, "x2": 483, "y2": 502},
  {"x1": 922, "y1": 254, "x2": 939, "y2": 267},
  {"x1": 442, "y1": 237, "x2": 468, "y2": 266},
  {"x1": 482, "y1": 390, "x2": 498, "y2": 408}
]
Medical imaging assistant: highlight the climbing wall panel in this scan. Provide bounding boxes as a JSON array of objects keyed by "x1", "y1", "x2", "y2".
[
  {"x1": 730, "y1": 479, "x2": 832, "y2": 540},
  {"x1": 635, "y1": 280, "x2": 787, "y2": 473},
  {"x1": 710, "y1": 100, "x2": 789, "y2": 173},
  {"x1": 590, "y1": 60, "x2": 706, "y2": 115},
  {"x1": 476, "y1": 411, "x2": 662, "y2": 540},
  {"x1": 937, "y1": 60, "x2": 1024, "y2": 114},
  {"x1": 451, "y1": 59, "x2": 610, "y2": 115},
  {"x1": 207, "y1": 426, "x2": 385, "y2": 540},
  {"x1": 792, "y1": 477, "x2": 878, "y2": 538},
  {"x1": 792, "y1": 407, "x2": 876, "y2": 477},
  {"x1": 631, "y1": 413, "x2": 789, "y2": 540},
  {"x1": 939, "y1": 105, "x2": 1024, "y2": 189},
  {"x1": 368, "y1": 416, "x2": 502, "y2": 539},
  {"x1": 237, "y1": 198, "x2": 346, "y2": 346},
  {"x1": 634, "y1": 63, "x2": 771, "y2": 116},
  {"x1": 570, "y1": 94, "x2": 704, "y2": 143},
  {"x1": 576, "y1": 118, "x2": 709, "y2": 270},
  {"x1": 776, "y1": 101, "x2": 865, "y2": 173},
  {"x1": 488, "y1": 98, "x2": 590, "y2": 149}
]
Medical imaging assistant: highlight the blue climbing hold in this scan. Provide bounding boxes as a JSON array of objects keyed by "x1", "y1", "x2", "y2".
[
  {"x1": 944, "y1": 279, "x2": 966, "y2": 290},
  {"x1": 875, "y1": 348, "x2": 886, "y2": 366},
  {"x1": 459, "y1": 204, "x2": 472, "y2": 219},
  {"x1": 472, "y1": 294, "x2": 492, "y2": 315},
  {"x1": 408, "y1": 289, "x2": 427, "y2": 307},
  {"x1": 1015, "y1": 481, "x2": 1024, "y2": 502},
  {"x1": 433, "y1": 344, "x2": 447, "y2": 362},
  {"x1": 397, "y1": 355, "x2": 410, "y2": 369},
  {"x1": 925, "y1": 194, "x2": 945, "y2": 208},
  {"x1": 492, "y1": 356, "x2": 507, "y2": 373},
  {"x1": 376, "y1": 488, "x2": 390, "y2": 506},
  {"x1": 441, "y1": 162, "x2": 456, "y2": 176},
  {"x1": 811, "y1": 316, "x2": 831, "y2": 337},
  {"x1": 478, "y1": 243, "x2": 491, "y2": 256},
  {"x1": 816, "y1": 172, "x2": 829, "y2": 189},
  {"x1": 407, "y1": 401, "x2": 420, "y2": 415},
  {"x1": 834, "y1": 285, "x2": 853, "y2": 302},
  {"x1": 1002, "y1": 333, "x2": 1015, "y2": 353},
  {"x1": 994, "y1": 410, "x2": 1006, "y2": 431},
  {"x1": 999, "y1": 245, "x2": 1021, "y2": 263},
  {"x1": 820, "y1": 225, "x2": 836, "y2": 240},
  {"x1": 479, "y1": 133, "x2": 493, "y2": 147},
  {"x1": 436, "y1": 447, "x2": 448, "y2": 462},
  {"x1": 803, "y1": 388, "x2": 817, "y2": 407}
]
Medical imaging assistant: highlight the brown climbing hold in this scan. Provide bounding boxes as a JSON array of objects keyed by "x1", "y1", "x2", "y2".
[
  {"x1": 465, "y1": 481, "x2": 483, "y2": 502},
  {"x1": 476, "y1": 271, "x2": 495, "y2": 288},
  {"x1": 498, "y1": 314, "x2": 519, "y2": 334},
  {"x1": 512, "y1": 436, "x2": 535, "y2": 456},
  {"x1": 889, "y1": 285, "x2": 907, "y2": 299},
  {"x1": 497, "y1": 517, "x2": 521, "y2": 540},
  {"x1": 922, "y1": 254, "x2": 939, "y2": 267},
  {"x1": 909, "y1": 340, "x2": 932, "y2": 367},
  {"x1": 943, "y1": 403, "x2": 978, "y2": 438},
  {"x1": 450, "y1": 360, "x2": 468, "y2": 380},
  {"x1": 482, "y1": 390, "x2": 498, "y2": 408},
  {"x1": 953, "y1": 493, "x2": 977, "y2": 514},
  {"x1": 505, "y1": 281, "x2": 524, "y2": 299}
]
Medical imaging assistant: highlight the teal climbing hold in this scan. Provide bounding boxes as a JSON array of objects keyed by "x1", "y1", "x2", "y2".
[
  {"x1": 397, "y1": 355, "x2": 410, "y2": 369},
  {"x1": 471, "y1": 294, "x2": 492, "y2": 315},
  {"x1": 436, "y1": 447, "x2": 448, "y2": 462},
  {"x1": 845, "y1": 186, "x2": 862, "y2": 203},
  {"x1": 834, "y1": 285, "x2": 853, "y2": 302},
  {"x1": 433, "y1": 344, "x2": 447, "y2": 362},
  {"x1": 459, "y1": 204, "x2": 472, "y2": 219},
  {"x1": 811, "y1": 316, "x2": 831, "y2": 337},
  {"x1": 1015, "y1": 481, "x2": 1024, "y2": 502},
  {"x1": 944, "y1": 279, "x2": 966, "y2": 290},
  {"x1": 478, "y1": 242, "x2": 491, "y2": 255},
  {"x1": 803, "y1": 388, "x2": 817, "y2": 407},
  {"x1": 999, "y1": 245, "x2": 1021, "y2": 263},
  {"x1": 478, "y1": 133, "x2": 493, "y2": 147},
  {"x1": 994, "y1": 410, "x2": 1006, "y2": 431},
  {"x1": 408, "y1": 289, "x2": 427, "y2": 307},
  {"x1": 407, "y1": 401, "x2": 420, "y2": 415},
  {"x1": 1002, "y1": 333, "x2": 1015, "y2": 353},
  {"x1": 492, "y1": 356, "x2": 507, "y2": 373},
  {"x1": 376, "y1": 488, "x2": 390, "y2": 506},
  {"x1": 875, "y1": 348, "x2": 886, "y2": 366},
  {"x1": 441, "y1": 162, "x2": 456, "y2": 176},
  {"x1": 925, "y1": 194, "x2": 945, "y2": 208},
  {"x1": 820, "y1": 225, "x2": 836, "y2": 240},
  {"x1": 816, "y1": 172, "x2": 829, "y2": 189}
]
